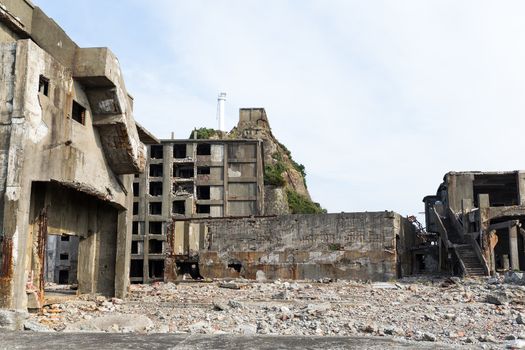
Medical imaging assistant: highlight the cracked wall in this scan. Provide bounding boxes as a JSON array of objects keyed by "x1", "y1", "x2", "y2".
[{"x1": 182, "y1": 212, "x2": 414, "y2": 282}]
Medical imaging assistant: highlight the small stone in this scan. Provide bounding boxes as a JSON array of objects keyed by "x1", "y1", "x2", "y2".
[
  {"x1": 238, "y1": 323, "x2": 257, "y2": 335},
  {"x1": 517, "y1": 314, "x2": 525, "y2": 325},
  {"x1": 256, "y1": 270, "x2": 267, "y2": 282},
  {"x1": 360, "y1": 323, "x2": 378, "y2": 334},
  {"x1": 271, "y1": 291, "x2": 287, "y2": 300},
  {"x1": 23, "y1": 320, "x2": 55, "y2": 332},
  {"x1": 465, "y1": 337, "x2": 476, "y2": 343},
  {"x1": 306, "y1": 303, "x2": 331, "y2": 314},
  {"x1": 422, "y1": 332, "x2": 437, "y2": 342},
  {"x1": 228, "y1": 300, "x2": 242, "y2": 309},
  {"x1": 485, "y1": 293, "x2": 507, "y2": 305},
  {"x1": 507, "y1": 339, "x2": 525, "y2": 349},
  {"x1": 507, "y1": 335, "x2": 518, "y2": 341},
  {"x1": 479, "y1": 335, "x2": 497, "y2": 343},
  {"x1": 213, "y1": 301, "x2": 228, "y2": 311}
]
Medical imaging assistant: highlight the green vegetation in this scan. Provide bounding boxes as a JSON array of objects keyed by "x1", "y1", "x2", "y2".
[
  {"x1": 190, "y1": 127, "x2": 217, "y2": 139},
  {"x1": 276, "y1": 141, "x2": 306, "y2": 183},
  {"x1": 286, "y1": 189, "x2": 325, "y2": 214}
]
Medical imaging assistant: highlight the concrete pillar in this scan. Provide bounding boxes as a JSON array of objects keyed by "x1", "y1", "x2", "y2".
[
  {"x1": 478, "y1": 194, "x2": 492, "y2": 272},
  {"x1": 517, "y1": 171, "x2": 525, "y2": 206},
  {"x1": 114, "y1": 175, "x2": 133, "y2": 299},
  {"x1": 509, "y1": 224, "x2": 520, "y2": 270}
]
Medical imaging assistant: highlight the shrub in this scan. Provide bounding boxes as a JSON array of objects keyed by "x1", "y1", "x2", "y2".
[
  {"x1": 190, "y1": 127, "x2": 217, "y2": 139},
  {"x1": 286, "y1": 189, "x2": 325, "y2": 214}
]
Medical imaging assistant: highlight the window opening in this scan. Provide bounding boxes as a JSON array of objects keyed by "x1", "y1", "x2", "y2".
[{"x1": 71, "y1": 101, "x2": 86, "y2": 125}]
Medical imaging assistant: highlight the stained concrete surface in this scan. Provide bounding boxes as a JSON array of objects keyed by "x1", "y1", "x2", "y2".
[{"x1": 0, "y1": 332, "x2": 459, "y2": 350}]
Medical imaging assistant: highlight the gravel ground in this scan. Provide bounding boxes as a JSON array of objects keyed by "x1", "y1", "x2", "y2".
[{"x1": 24, "y1": 274, "x2": 525, "y2": 349}]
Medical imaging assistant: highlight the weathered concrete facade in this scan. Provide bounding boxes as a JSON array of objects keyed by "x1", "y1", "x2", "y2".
[
  {"x1": 165, "y1": 212, "x2": 414, "y2": 282},
  {"x1": 131, "y1": 139, "x2": 264, "y2": 283},
  {"x1": 424, "y1": 171, "x2": 525, "y2": 277},
  {"x1": 0, "y1": 1, "x2": 146, "y2": 310}
]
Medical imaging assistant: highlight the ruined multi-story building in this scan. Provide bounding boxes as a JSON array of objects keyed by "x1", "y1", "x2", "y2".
[
  {"x1": 0, "y1": 0, "x2": 147, "y2": 310},
  {"x1": 131, "y1": 137, "x2": 264, "y2": 283},
  {"x1": 423, "y1": 171, "x2": 525, "y2": 277}
]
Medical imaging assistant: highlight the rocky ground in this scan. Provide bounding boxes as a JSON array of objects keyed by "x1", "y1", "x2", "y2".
[{"x1": 10, "y1": 273, "x2": 525, "y2": 349}]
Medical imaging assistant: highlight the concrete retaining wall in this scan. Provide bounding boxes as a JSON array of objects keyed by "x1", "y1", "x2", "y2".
[{"x1": 197, "y1": 212, "x2": 414, "y2": 281}]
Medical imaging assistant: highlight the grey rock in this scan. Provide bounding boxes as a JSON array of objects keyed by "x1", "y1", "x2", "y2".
[
  {"x1": 517, "y1": 313, "x2": 525, "y2": 325},
  {"x1": 485, "y1": 293, "x2": 508, "y2": 305},
  {"x1": 479, "y1": 335, "x2": 497, "y2": 343},
  {"x1": 23, "y1": 320, "x2": 55, "y2": 332},
  {"x1": 228, "y1": 300, "x2": 243, "y2": 309},
  {"x1": 421, "y1": 332, "x2": 437, "y2": 342},
  {"x1": 64, "y1": 314, "x2": 153, "y2": 333},
  {"x1": 213, "y1": 301, "x2": 228, "y2": 311},
  {"x1": 0, "y1": 310, "x2": 29, "y2": 330},
  {"x1": 507, "y1": 339, "x2": 525, "y2": 349},
  {"x1": 505, "y1": 272, "x2": 524, "y2": 284},
  {"x1": 238, "y1": 323, "x2": 257, "y2": 335},
  {"x1": 271, "y1": 291, "x2": 287, "y2": 300},
  {"x1": 306, "y1": 303, "x2": 331, "y2": 314},
  {"x1": 256, "y1": 270, "x2": 267, "y2": 282}
]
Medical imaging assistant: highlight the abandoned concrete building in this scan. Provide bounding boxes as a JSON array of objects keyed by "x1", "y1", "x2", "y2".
[
  {"x1": 423, "y1": 171, "x2": 525, "y2": 277},
  {"x1": 131, "y1": 137, "x2": 265, "y2": 283},
  {"x1": 0, "y1": 0, "x2": 147, "y2": 310}
]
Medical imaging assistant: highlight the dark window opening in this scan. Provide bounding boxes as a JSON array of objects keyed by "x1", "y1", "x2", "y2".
[
  {"x1": 172, "y1": 200, "x2": 185, "y2": 215},
  {"x1": 228, "y1": 260, "x2": 243, "y2": 273},
  {"x1": 173, "y1": 183, "x2": 193, "y2": 196},
  {"x1": 149, "y1": 221, "x2": 162, "y2": 235},
  {"x1": 473, "y1": 174, "x2": 519, "y2": 207},
  {"x1": 134, "y1": 174, "x2": 139, "y2": 178},
  {"x1": 131, "y1": 241, "x2": 139, "y2": 254},
  {"x1": 60, "y1": 235, "x2": 70, "y2": 242},
  {"x1": 173, "y1": 144, "x2": 187, "y2": 158},
  {"x1": 149, "y1": 239, "x2": 163, "y2": 254},
  {"x1": 71, "y1": 101, "x2": 86, "y2": 125},
  {"x1": 149, "y1": 164, "x2": 163, "y2": 177},
  {"x1": 133, "y1": 183, "x2": 139, "y2": 197},
  {"x1": 149, "y1": 182, "x2": 163, "y2": 196},
  {"x1": 149, "y1": 202, "x2": 162, "y2": 215},
  {"x1": 150, "y1": 145, "x2": 164, "y2": 159},
  {"x1": 196, "y1": 204, "x2": 210, "y2": 214},
  {"x1": 197, "y1": 143, "x2": 211, "y2": 155},
  {"x1": 176, "y1": 261, "x2": 203, "y2": 280},
  {"x1": 197, "y1": 186, "x2": 210, "y2": 200},
  {"x1": 197, "y1": 167, "x2": 210, "y2": 175},
  {"x1": 58, "y1": 270, "x2": 69, "y2": 284},
  {"x1": 132, "y1": 221, "x2": 139, "y2": 235},
  {"x1": 133, "y1": 202, "x2": 139, "y2": 215},
  {"x1": 174, "y1": 166, "x2": 194, "y2": 178},
  {"x1": 59, "y1": 253, "x2": 69, "y2": 261},
  {"x1": 130, "y1": 259, "x2": 143, "y2": 278},
  {"x1": 38, "y1": 75, "x2": 49, "y2": 96},
  {"x1": 149, "y1": 260, "x2": 164, "y2": 279}
]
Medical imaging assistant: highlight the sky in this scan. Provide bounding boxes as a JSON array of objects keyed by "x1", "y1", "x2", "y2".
[{"x1": 36, "y1": 0, "x2": 525, "y2": 220}]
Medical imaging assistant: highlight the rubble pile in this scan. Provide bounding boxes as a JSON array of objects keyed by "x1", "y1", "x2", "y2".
[{"x1": 26, "y1": 274, "x2": 525, "y2": 347}]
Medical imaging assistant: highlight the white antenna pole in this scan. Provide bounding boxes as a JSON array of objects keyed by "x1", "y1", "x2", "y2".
[{"x1": 217, "y1": 92, "x2": 226, "y2": 131}]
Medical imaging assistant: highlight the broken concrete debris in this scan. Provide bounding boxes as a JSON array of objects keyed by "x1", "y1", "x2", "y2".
[{"x1": 20, "y1": 276, "x2": 525, "y2": 347}]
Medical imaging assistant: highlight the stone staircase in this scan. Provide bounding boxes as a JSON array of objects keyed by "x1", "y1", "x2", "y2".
[{"x1": 454, "y1": 244, "x2": 486, "y2": 276}]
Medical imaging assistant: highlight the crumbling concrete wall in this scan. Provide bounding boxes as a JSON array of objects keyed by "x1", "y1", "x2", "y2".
[
  {"x1": 198, "y1": 212, "x2": 413, "y2": 281},
  {"x1": 0, "y1": 1, "x2": 145, "y2": 310}
]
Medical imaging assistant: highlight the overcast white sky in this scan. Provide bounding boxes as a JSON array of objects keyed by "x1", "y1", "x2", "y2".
[{"x1": 37, "y1": 1, "x2": 525, "y2": 219}]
